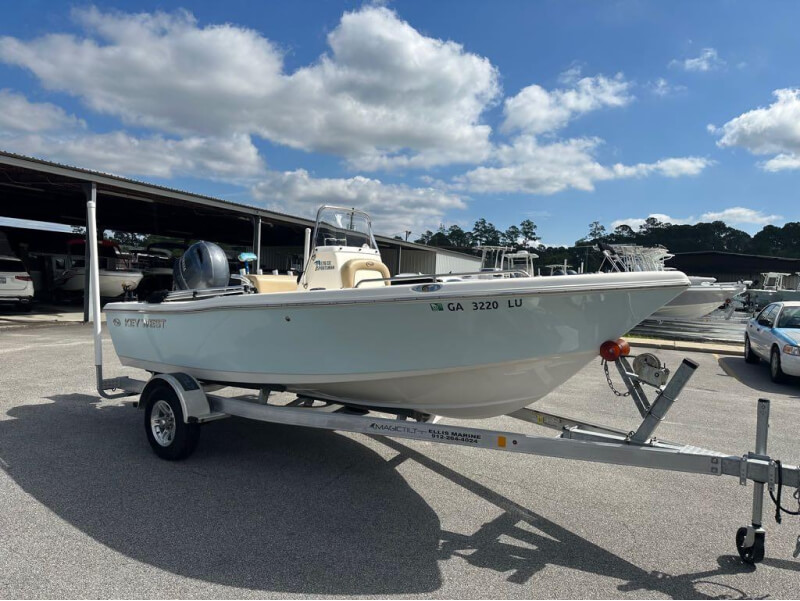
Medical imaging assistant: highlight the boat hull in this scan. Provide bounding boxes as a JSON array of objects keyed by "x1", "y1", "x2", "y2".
[
  {"x1": 739, "y1": 289, "x2": 800, "y2": 310},
  {"x1": 58, "y1": 269, "x2": 143, "y2": 297},
  {"x1": 105, "y1": 272, "x2": 689, "y2": 418},
  {"x1": 651, "y1": 282, "x2": 745, "y2": 320}
]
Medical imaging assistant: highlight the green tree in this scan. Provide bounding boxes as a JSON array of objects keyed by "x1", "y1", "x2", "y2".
[
  {"x1": 446, "y1": 225, "x2": 472, "y2": 248},
  {"x1": 752, "y1": 223, "x2": 800, "y2": 257},
  {"x1": 472, "y1": 218, "x2": 501, "y2": 246},
  {"x1": 501, "y1": 225, "x2": 521, "y2": 247},
  {"x1": 414, "y1": 230, "x2": 434, "y2": 244},
  {"x1": 638, "y1": 216, "x2": 664, "y2": 233},
  {"x1": 106, "y1": 230, "x2": 147, "y2": 248},
  {"x1": 519, "y1": 219, "x2": 539, "y2": 247},
  {"x1": 588, "y1": 221, "x2": 606, "y2": 240},
  {"x1": 612, "y1": 224, "x2": 635, "y2": 238},
  {"x1": 428, "y1": 231, "x2": 451, "y2": 247}
]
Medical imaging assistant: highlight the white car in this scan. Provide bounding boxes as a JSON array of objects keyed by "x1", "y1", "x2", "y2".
[
  {"x1": 0, "y1": 255, "x2": 34, "y2": 311},
  {"x1": 744, "y1": 301, "x2": 800, "y2": 382}
]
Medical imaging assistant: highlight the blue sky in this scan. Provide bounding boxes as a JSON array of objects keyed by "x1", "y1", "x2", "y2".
[{"x1": 1, "y1": 1, "x2": 798, "y2": 245}]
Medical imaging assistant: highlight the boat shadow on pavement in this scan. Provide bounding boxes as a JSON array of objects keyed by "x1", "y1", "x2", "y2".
[
  {"x1": 376, "y1": 437, "x2": 800, "y2": 600},
  {"x1": 1, "y1": 394, "x2": 799, "y2": 598},
  {"x1": 0, "y1": 394, "x2": 442, "y2": 596}
]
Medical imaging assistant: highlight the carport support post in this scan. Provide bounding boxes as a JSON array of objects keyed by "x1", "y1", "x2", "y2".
[
  {"x1": 83, "y1": 210, "x2": 90, "y2": 322},
  {"x1": 87, "y1": 185, "x2": 103, "y2": 372},
  {"x1": 252, "y1": 215, "x2": 261, "y2": 274}
]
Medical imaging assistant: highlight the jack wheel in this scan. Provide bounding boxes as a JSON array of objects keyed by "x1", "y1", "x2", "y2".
[
  {"x1": 143, "y1": 384, "x2": 200, "y2": 460},
  {"x1": 736, "y1": 527, "x2": 765, "y2": 564}
]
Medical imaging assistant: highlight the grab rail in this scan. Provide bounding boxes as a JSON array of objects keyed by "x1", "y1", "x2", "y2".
[{"x1": 354, "y1": 269, "x2": 532, "y2": 288}]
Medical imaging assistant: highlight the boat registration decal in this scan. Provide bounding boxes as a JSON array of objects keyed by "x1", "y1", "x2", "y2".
[
  {"x1": 123, "y1": 317, "x2": 167, "y2": 329},
  {"x1": 432, "y1": 298, "x2": 524, "y2": 312}
]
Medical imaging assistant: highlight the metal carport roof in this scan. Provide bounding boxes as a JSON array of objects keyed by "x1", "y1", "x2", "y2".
[{"x1": 0, "y1": 149, "x2": 473, "y2": 257}]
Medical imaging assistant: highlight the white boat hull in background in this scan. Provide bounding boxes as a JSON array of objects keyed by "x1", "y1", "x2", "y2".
[
  {"x1": 106, "y1": 271, "x2": 688, "y2": 418},
  {"x1": 58, "y1": 268, "x2": 143, "y2": 297},
  {"x1": 651, "y1": 282, "x2": 745, "y2": 320}
]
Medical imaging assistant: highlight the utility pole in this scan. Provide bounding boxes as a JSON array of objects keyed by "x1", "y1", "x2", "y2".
[{"x1": 404, "y1": 230, "x2": 411, "y2": 241}]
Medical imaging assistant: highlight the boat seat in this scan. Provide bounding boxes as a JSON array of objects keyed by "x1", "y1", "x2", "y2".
[
  {"x1": 244, "y1": 274, "x2": 298, "y2": 293},
  {"x1": 340, "y1": 259, "x2": 391, "y2": 288}
]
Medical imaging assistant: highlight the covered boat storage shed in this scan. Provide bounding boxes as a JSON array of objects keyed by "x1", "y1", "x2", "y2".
[{"x1": 0, "y1": 150, "x2": 479, "y2": 318}]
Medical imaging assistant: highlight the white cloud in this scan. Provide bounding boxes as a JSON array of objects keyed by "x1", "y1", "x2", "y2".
[
  {"x1": 699, "y1": 207, "x2": 781, "y2": 226},
  {"x1": 0, "y1": 131, "x2": 264, "y2": 179},
  {"x1": 251, "y1": 169, "x2": 465, "y2": 235},
  {"x1": 714, "y1": 89, "x2": 800, "y2": 168},
  {"x1": 471, "y1": 70, "x2": 708, "y2": 196},
  {"x1": 612, "y1": 156, "x2": 712, "y2": 178},
  {"x1": 455, "y1": 136, "x2": 712, "y2": 194},
  {"x1": 669, "y1": 48, "x2": 725, "y2": 72},
  {"x1": 501, "y1": 72, "x2": 632, "y2": 135},
  {"x1": 0, "y1": 6, "x2": 499, "y2": 170},
  {"x1": 761, "y1": 153, "x2": 800, "y2": 172},
  {"x1": 612, "y1": 207, "x2": 780, "y2": 230},
  {"x1": 611, "y1": 213, "x2": 691, "y2": 230},
  {"x1": 0, "y1": 6, "x2": 717, "y2": 215},
  {"x1": 0, "y1": 89, "x2": 84, "y2": 133},
  {"x1": 534, "y1": 239, "x2": 570, "y2": 249},
  {"x1": 648, "y1": 78, "x2": 685, "y2": 97}
]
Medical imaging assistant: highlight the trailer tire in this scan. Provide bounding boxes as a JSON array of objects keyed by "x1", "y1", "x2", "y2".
[
  {"x1": 143, "y1": 384, "x2": 200, "y2": 460},
  {"x1": 744, "y1": 336, "x2": 759, "y2": 364},
  {"x1": 736, "y1": 527, "x2": 765, "y2": 564}
]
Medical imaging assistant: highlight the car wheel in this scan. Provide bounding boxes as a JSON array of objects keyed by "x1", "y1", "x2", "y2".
[
  {"x1": 744, "y1": 336, "x2": 759, "y2": 364},
  {"x1": 770, "y1": 347, "x2": 787, "y2": 383}
]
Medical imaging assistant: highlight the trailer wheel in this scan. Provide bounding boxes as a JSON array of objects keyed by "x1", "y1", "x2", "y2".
[
  {"x1": 143, "y1": 384, "x2": 200, "y2": 460},
  {"x1": 736, "y1": 527, "x2": 765, "y2": 564},
  {"x1": 743, "y1": 336, "x2": 759, "y2": 364}
]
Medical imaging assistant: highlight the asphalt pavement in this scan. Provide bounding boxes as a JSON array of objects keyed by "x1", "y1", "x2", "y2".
[{"x1": 1, "y1": 324, "x2": 800, "y2": 599}]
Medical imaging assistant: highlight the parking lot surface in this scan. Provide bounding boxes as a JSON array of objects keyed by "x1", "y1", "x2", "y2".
[{"x1": 1, "y1": 324, "x2": 799, "y2": 599}]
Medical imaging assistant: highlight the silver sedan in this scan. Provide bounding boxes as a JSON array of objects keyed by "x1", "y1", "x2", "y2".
[{"x1": 744, "y1": 300, "x2": 800, "y2": 382}]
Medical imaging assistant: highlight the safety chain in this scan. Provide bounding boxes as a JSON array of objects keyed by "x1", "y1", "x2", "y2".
[{"x1": 602, "y1": 359, "x2": 631, "y2": 397}]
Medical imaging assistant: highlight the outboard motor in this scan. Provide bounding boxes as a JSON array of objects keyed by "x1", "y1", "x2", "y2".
[{"x1": 173, "y1": 241, "x2": 230, "y2": 290}]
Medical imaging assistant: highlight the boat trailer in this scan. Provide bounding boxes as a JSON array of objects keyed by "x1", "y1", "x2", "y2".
[
  {"x1": 94, "y1": 338, "x2": 800, "y2": 565},
  {"x1": 82, "y1": 199, "x2": 799, "y2": 566}
]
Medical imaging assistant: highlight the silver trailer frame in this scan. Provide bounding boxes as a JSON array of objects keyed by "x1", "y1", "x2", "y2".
[{"x1": 84, "y1": 196, "x2": 800, "y2": 566}]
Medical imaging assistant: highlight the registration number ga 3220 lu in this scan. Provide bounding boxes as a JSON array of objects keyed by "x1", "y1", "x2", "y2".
[{"x1": 430, "y1": 298, "x2": 523, "y2": 312}]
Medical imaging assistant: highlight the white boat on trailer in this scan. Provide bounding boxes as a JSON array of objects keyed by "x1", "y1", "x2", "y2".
[
  {"x1": 80, "y1": 195, "x2": 800, "y2": 566},
  {"x1": 104, "y1": 207, "x2": 690, "y2": 419}
]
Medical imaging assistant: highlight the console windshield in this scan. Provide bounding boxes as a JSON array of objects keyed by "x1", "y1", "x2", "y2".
[{"x1": 313, "y1": 206, "x2": 378, "y2": 250}]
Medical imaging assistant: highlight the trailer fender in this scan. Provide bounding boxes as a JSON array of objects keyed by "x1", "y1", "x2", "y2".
[{"x1": 140, "y1": 373, "x2": 211, "y2": 424}]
